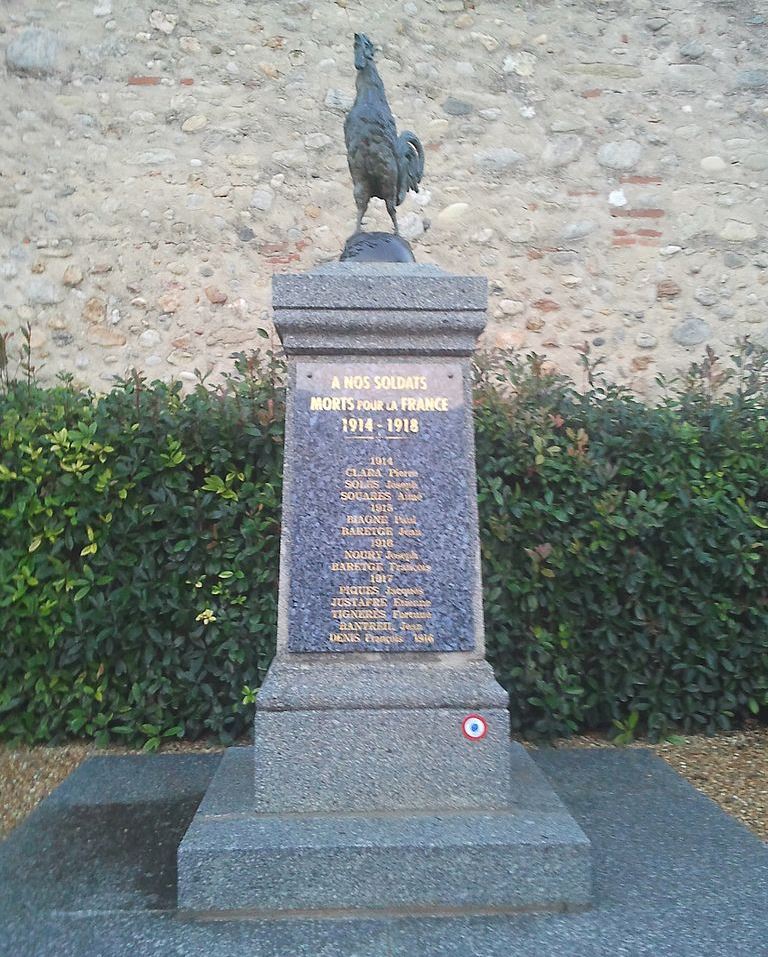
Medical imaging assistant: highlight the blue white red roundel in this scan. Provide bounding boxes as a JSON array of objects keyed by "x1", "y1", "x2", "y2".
[{"x1": 462, "y1": 714, "x2": 488, "y2": 741}]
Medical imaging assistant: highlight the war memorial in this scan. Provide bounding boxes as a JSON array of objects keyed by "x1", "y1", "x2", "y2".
[
  {"x1": 1, "y1": 24, "x2": 767, "y2": 957},
  {"x1": 177, "y1": 39, "x2": 588, "y2": 912}
]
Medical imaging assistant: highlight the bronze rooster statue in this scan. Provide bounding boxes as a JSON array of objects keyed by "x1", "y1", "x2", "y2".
[{"x1": 344, "y1": 33, "x2": 425, "y2": 236}]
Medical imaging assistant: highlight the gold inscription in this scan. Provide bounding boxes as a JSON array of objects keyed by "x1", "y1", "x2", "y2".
[{"x1": 306, "y1": 365, "x2": 462, "y2": 651}]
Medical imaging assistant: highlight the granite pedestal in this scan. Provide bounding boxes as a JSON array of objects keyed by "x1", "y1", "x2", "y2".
[{"x1": 177, "y1": 261, "x2": 591, "y2": 917}]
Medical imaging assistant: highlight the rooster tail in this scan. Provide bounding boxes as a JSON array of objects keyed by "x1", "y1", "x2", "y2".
[{"x1": 396, "y1": 131, "x2": 425, "y2": 204}]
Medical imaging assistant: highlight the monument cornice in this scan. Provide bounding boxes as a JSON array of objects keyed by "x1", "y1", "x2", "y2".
[{"x1": 272, "y1": 264, "x2": 487, "y2": 357}]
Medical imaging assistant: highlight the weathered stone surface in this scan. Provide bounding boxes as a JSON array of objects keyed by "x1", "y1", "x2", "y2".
[
  {"x1": 735, "y1": 69, "x2": 768, "y2": 90},
  {"x1": 700, "y1": 156, "x2": 727, "y2": 172},
  {"x1": 723, "y1": 251, "x2": 746, "y2": 269},
  {"x1": 473, "y1": 147, "x2": 525, "y2": 172},
  {"x1": 86, "y1": 326, "x2": 127, "y2": 347},
  {"x1": 742, "y1": 153, "x2": 768, "y2": 172},
  {"x1": 719, "y1": 220, "x2": 758, "y2": 242},
  {"x1": 667, "y1": 64, "x2": 715, "y2": 93},
  {"x1": 503, "y1": 51, "x2": 537, "y2": 77},
  {"x1": 542, "y1": 134, "x2": 583, "y2": 168},
  {"x1": 82, "y1": 297, "x2": 106, "y2": 323},
  {"x1": 442, "y1": 97, "x2": 473, "y2": 116},
  {"x1": 693, "y1": 287, "x2": 717, "y2": 307},
  {"x1": 636, "y1": 333, "x2": 657, "y2": 349},
  {"x1": 26, "y1": 279, "x2": 64, "y2": 305},
  {"x1": 133, "y1": 149, "x2": 176, "y2": 165},
  {"x1": 5, "y1": 28, "x2": 61, "y2": 76},
  {"x1": 398, "y1": 211, "x2": 424, "y2": 241},
  {"x1": 679, "y1": 39, "x2": 706, "y2": 59},
  {"x1": 324, "y1": 87, "x2": 355, "y2": 111},
  {"x1": 597, "y1": 140, "x2": 643, "y2": 171},
  {"x1": 561, "y1": 62, "x2": 642, "y2": 78},
  {"x1": 249, "y1": 187, "x2": 274, "y2": 211},
  {"x1": 62, "y1": 265, "x2": 83, "y2": 287},
  {"x1": 672, "y1": 317, "x2": 710, "y2": 347},
  {"x1": 436, "y1": 201, "x2": 470, "y2": 224},
  {"x1": 561, "y1": 220, "x2": 594, "y2": 241},
  {"x1": 181, "y1": 114, "x2": 208, "y2": 133},
  {"x1": 657, "y1": 279, "x2": 682, "y2": 300},
  {"x1": 138, "y1": 328, "x2": 161, "y2": 347},
  {"x1": 499, "y1": 298, "x2": 524, "y2": 316},
  {"x1": 149, "y1": 9, "x2": 177, "y2": 34},
  {"x1": 204, "y1": 285, "x2": 227, "y2": 304},
  {"x1": 2, "y1": 0, "x2": 767, "y2": 398}
]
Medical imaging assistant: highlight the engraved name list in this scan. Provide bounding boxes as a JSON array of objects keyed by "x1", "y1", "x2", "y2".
[{"x1": 286, "y1": 360, "x2": 477, "y2": 653}]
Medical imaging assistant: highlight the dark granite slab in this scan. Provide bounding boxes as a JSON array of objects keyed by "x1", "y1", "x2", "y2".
[
  {"x1": 2, "y1": 750, "x2": 767, "y2": 956},
  {"x1": 285, "y1": 357, "x2": 479, "y2": 653}
]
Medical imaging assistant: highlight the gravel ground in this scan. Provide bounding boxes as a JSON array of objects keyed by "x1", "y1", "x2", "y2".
[
  {"x1": 1, "y1": 727, "x2": 766, "y2": 843},
  {"x1": 554, "y1": 726, "x2": 768, "y2": 843}
]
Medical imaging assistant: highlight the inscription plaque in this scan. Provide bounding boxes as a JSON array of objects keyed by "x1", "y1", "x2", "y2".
[{"x1": 287, "y1": 359, "x2": 477, "y2": 653}]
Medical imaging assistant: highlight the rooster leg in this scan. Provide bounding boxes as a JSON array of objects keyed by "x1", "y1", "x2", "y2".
[
  {"x1": 385, "y1": 200, "x2": 399, "y2": 235},
  {"x1": 353, "y1": 184, "x2": 370, "y2": 233}
]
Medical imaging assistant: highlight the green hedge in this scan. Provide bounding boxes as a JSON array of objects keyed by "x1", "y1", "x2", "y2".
[
  {"x1": 0, "y1": 355, "x2": 284, "y2": 748},
  {"x1": 475, "y1": 345, "x2": 768, "y2": 738},
  {"x1": 1, "y1": 344, "x2": 767, "y2": 746}
]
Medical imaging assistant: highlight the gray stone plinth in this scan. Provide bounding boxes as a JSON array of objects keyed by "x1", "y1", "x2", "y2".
[
  {"x1": 250, "y1": 659, "x2": 513, "y2": 813},
  {"x1": 256, "y1": 660, "x2": 508, "y2": 710},
  {"x1": 273, "y1": 264, "x2": 490, "y2": 660},
  {"x1": 253, "y1": 706, "x2": 513, "y2": 813},
  {"x1": 177, "y1": 748, "x2": 591, "y2": 917}
]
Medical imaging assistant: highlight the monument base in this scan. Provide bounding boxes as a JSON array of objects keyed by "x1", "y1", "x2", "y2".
[
  {"x1": 178, "y1": 747, "x2": 590, "y2": 917},
  {"x1": 177, "y1": 660, "x2": 591, "y2": 917}
]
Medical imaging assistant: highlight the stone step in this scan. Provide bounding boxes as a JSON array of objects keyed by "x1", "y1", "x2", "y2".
[{"x1": 177, "y1": 748, "x2": 591, "y2": 917}]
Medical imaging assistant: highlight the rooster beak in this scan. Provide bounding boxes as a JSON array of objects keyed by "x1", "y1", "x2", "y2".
[{"x1": 353, "y1": 34, "x2": 368, "y2": 70}]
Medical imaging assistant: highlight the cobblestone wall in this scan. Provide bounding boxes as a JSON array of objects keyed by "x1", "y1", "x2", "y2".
[{"x1": 1, "y1": 0, "x2": 767, "y2": 395}]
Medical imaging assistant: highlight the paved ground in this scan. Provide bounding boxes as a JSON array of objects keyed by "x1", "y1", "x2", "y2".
[
  {"x1": 1, "y1": 0, "x2": 767, "y2": 396},
  {"x1": 3, "y1": 727, "x2": 768, "y2": 843},
  {"x1": 1, "y1": 749, "x2": 767, "y2": 956}
]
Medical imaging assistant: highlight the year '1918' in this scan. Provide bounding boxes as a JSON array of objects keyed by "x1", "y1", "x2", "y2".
[{"x1": 341, "y1": 417, "x2": 420, "y2": 434}]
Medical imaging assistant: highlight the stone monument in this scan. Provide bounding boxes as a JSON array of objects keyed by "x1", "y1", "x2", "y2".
[{"x1": 176, "y1": 259, "x2": 591, "y2": 917}]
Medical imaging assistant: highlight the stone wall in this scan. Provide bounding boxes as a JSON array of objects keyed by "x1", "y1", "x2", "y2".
[{"x1": 1, "y1": 0, "x2": 766, "y2": 395}]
